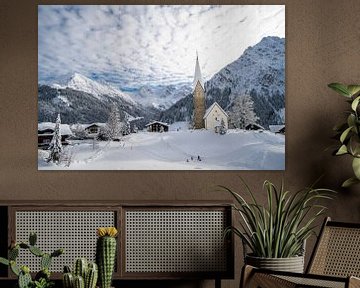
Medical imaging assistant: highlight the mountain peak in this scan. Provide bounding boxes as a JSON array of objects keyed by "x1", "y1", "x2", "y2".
[{"x1": 52, "y1": 73, "x2": 136, "y2": 104}]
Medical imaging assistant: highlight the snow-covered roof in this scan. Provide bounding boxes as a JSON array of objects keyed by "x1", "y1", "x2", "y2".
[
  {"x1": 269, "y1": 125, "x2": 285, "y2": 133},
  {"x1": 246, "y1": 123, "x2": 265, "y2": 130},
  {"x1": 203, "y1": 102, "x2": 228, "y2": 119},
  {"x1": 145, "y1": 121, "x2": 169, "y2": 127},
  {"x1": 193, "y1": 54, "x2": 204, "y2": 89},
  {"x1": 38, "y1": 122, "x2": 72, "y2": 135},
  {"x1": 84, "y1": 123, "x2": 106, "y2": 129}
]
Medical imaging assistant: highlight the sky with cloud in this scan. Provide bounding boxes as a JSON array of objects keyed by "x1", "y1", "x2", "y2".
[{"x1": 38, "y1": 5, "x2": 285, "y2": 89}]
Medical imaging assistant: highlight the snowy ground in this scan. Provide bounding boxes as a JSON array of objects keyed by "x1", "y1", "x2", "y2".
[{"x1": 38, "y1": 125, "x2": 285, "y2": 170}]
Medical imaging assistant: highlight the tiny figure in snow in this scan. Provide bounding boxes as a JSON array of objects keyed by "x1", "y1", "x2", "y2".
[
  {"x1": 186, "y1": 159, "x2": 189, "y2": 162},
  {"x1": 191, "y1": 156, "x2": 194, "y2": 161},
  {"x1": 197, "y1": 155, "x2": 201, "y2": 161}
]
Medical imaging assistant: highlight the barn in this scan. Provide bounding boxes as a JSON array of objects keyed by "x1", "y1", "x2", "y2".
[{"x1": 145, "y1": 121, "x2": 169, "y2": 132}]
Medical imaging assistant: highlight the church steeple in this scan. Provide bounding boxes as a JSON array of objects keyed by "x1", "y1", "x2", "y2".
[
  {"x1": 192, "y1": 53, "x2": 205, "y2": 129},
  {"x1": 193, "y1": 52, "x2": 204, "y2": 90}
]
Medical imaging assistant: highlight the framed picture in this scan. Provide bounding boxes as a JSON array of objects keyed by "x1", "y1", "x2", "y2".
[{"x1": 38, "y1": 5, "x2": 285, "y2": 170}]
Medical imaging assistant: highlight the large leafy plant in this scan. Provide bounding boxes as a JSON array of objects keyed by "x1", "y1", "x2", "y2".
[
  {"x1": 221, "y1": 179, "x2": 334, "y2": 258},
  {"x1": 328, "y1": 83, "x2": 360, "y2": 187}
]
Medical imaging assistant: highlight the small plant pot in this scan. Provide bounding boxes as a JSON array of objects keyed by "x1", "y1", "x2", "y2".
[{"x1": 245, "y1": 254, "x2": 305, "y2": 273}]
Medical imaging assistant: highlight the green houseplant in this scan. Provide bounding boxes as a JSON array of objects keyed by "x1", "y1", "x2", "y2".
[
  {"x1": 328, "y1": 83, "x2": 360, "y2": 187},
  {"x1": 221, "y1": 179, "x2": 334, "y2": 272}
]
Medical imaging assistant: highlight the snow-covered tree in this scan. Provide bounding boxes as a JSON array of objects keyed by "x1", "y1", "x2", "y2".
[
  {"x1": 72, "y1": 123, "x2": 87, "y2": 139},
  {"x1": 47, "y1": 113, "x2": 63, "y2": 163},
  {"x1": 105, "y1": 104, "x2": 122, "y2": 140},
  {"x1": 229, "y1": 95, "x2": 259, "y2": 129},
  {"x1": 123, "y1": 113, "x2": 131, "y2": 135},
  {"x1": 219, "y1": 118, "x2": 227, "y2": 135}
]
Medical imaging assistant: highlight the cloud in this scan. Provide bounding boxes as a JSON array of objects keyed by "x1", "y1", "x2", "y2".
[{"x1": 38, "y1": 5, "x2": 285, "y2": 88}]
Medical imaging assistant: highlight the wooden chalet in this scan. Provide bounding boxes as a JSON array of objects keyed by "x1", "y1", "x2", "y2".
[
  {"x1": 245, "y1": 123, "x2": 265, "y2": 130},
  {"x1": 145, "y1": 121, "x2": 169, "y2": 132},
  {"x1": 38, "y1": 122, "x2": 72, "y2": 149}
]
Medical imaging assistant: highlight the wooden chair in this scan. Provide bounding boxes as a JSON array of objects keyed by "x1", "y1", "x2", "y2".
[{"x1": 241, "y1": 217, "x2": 360, "y2": 288}]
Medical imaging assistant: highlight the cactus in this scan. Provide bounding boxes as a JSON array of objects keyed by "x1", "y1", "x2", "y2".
[
  {"x1": 74, "y1": 258, "x2": 88, "y2": 279},
  {"x1": 29, "y1": 232, "x2": 37, "y2": 246},
  {"x1": 96, "y1": 227, "x2": 118, "y2": 288},
  {"x1": 41, "y1": 253, "x2": 52, "y2": 270},
  {"x1": 63, "y1": 259, "x2": 98, "y2": 288},
  {"x1": 63, "y1": 272, "x2": 74, "y2": 288},
  {"x1": 18, "y1": 270, "x2": 32, "y2": 288},
  {"x1": 0, "y1": 233, "x2": 64, "y2": 288},
  {"x1": 29, "y1": 245, "x2": 44, "y2": 257},
  {"x1": 85, "y1": 262, "x2": 98, "y2": 288},
  {"x1": 9, "y1": 246, "x2": 19, "y2": 260},
  {"x1": 74, "y1": 275, "x2": 85, "y2": 288}
]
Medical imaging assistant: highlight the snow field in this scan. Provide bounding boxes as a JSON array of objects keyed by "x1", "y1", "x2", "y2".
[{"x1": 38, "y1": 128, "x2": 284, "y2": 170}]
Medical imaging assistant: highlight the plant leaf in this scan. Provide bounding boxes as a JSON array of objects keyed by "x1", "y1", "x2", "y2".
[
  {"x1": 328, "y1": 83, "x2": 351, "y2": 97},
  {"x1": 336, "y1": 145, "x2": 348, "y2": 155},
  {"x1": 340, "y1": 126, "x2": 353, "y2": 143},
  {"x1": 342, "y1": 177, "x2": 360, "y2": 187},
  {"x1": 351, "y1": 96, "x2": 360, "y2": 111},
  {"x1": 352, "y1": 157, "x2": 360, "y2": 179},
  {"x1": 347, "y1": 85, "x2": 360, "y2": 97}
]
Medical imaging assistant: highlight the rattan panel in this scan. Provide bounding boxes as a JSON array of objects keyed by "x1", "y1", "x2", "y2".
[
  {"x1": 310, "y1": 226, "x2": 360, "y2": 277},
  {"x1": 15, "y1": 211, "x2": 115, "y2": 272},
  {"x1": 125, "y1": 210, "x2": 227, "y2": 273}
]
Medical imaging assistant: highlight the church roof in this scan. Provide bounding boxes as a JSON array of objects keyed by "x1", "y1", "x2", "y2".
[
  {"x1": 203, "y1": 102, "x2": 228, "y2": 119},
  {"x1": 193, "y1": 54, "x2": 204, "y2": 89}
]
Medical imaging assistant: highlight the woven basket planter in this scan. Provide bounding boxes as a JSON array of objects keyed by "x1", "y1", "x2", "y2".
[{"x1": 245, "y1": 254, "x2": 305, "y2": 273}]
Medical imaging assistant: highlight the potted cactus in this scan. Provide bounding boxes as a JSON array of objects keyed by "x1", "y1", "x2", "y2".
[
  {"x1": 0, "y1": 232, "x2": 63, "y2": 288},
  {"x1": 62, "y1": 258, "x2": 98, "y2": 288},
  {"x1": 96, "y1": 227, "x2": 118, "y2": 288}
]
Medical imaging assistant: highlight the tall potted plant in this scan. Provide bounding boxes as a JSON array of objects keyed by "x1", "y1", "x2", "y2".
[
  {"x1": 328, "y1": 83, "x2": 360, "y2": 187},
  {"x1": 221, "y1": 179, "x2": 334, "y2": 273}
]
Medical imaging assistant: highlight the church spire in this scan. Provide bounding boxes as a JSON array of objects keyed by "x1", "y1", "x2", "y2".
[{"x1": 193, "y1": 52, "x2": 204, "y2": 90}]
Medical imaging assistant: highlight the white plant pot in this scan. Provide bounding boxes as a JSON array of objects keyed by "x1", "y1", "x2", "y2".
[{"x1": 245, "y1": 254, "x2": 305, "y2": 273}]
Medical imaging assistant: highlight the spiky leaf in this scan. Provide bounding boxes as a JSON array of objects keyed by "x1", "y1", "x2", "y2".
[{"x1": 328, "y1": 83, "x2": 351, "y2": 97}]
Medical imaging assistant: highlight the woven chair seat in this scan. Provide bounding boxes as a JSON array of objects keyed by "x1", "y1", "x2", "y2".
[{"x1": 241, "y1": 218, "x2": 360, "y2": 288}]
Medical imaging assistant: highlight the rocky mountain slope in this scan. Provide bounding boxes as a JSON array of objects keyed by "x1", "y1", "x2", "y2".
[{"x1": 160, "y1": 36, "x2": 285, "y2": 128}]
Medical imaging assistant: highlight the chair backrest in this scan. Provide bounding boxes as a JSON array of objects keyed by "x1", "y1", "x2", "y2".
[{"x1": 307, "y1": 217, "x2": 360, "y2": 277}]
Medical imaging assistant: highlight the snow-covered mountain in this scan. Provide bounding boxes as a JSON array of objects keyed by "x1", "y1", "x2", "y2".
[
  {"x1": 52, "y1": 73, "x2": 136, "y2": 104},
  {"x1": 38, "y1": 84, "x2": 158, "y2": 127},
  {"x1": 160, "y1": 36, "x2": 285, "y2": 128},
  {"x1": 129, "y1": 83, "x2": 192, "y2": 110}
]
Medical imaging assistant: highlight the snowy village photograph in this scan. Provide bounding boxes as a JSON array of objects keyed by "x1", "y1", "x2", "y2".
[{"x1": 38, "y1": 5, "x2": 285, "y2": 170}]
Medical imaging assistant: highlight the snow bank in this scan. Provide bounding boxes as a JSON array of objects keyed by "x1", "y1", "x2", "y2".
[{"x1": 38, "y1": 129, "x2": 284, "y2": 170}]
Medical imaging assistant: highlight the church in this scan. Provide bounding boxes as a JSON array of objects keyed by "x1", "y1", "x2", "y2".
[{"x1": 192, "y1": 54, "x2": 228, "y2": 132}]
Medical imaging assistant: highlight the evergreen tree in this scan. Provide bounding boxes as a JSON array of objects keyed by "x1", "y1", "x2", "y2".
[
  {"x1": 105, "y1": 104, "x2": 122, "y2": 140},
  {"x1": 47, "y1": 113, "x2": 63, "y2": 163},
  {"x1": 123, "y1": 113, "x2": 131, "y2": 135},
  {"x1": 229, "y1": 95, "x2": 259, "y2": 129}
]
